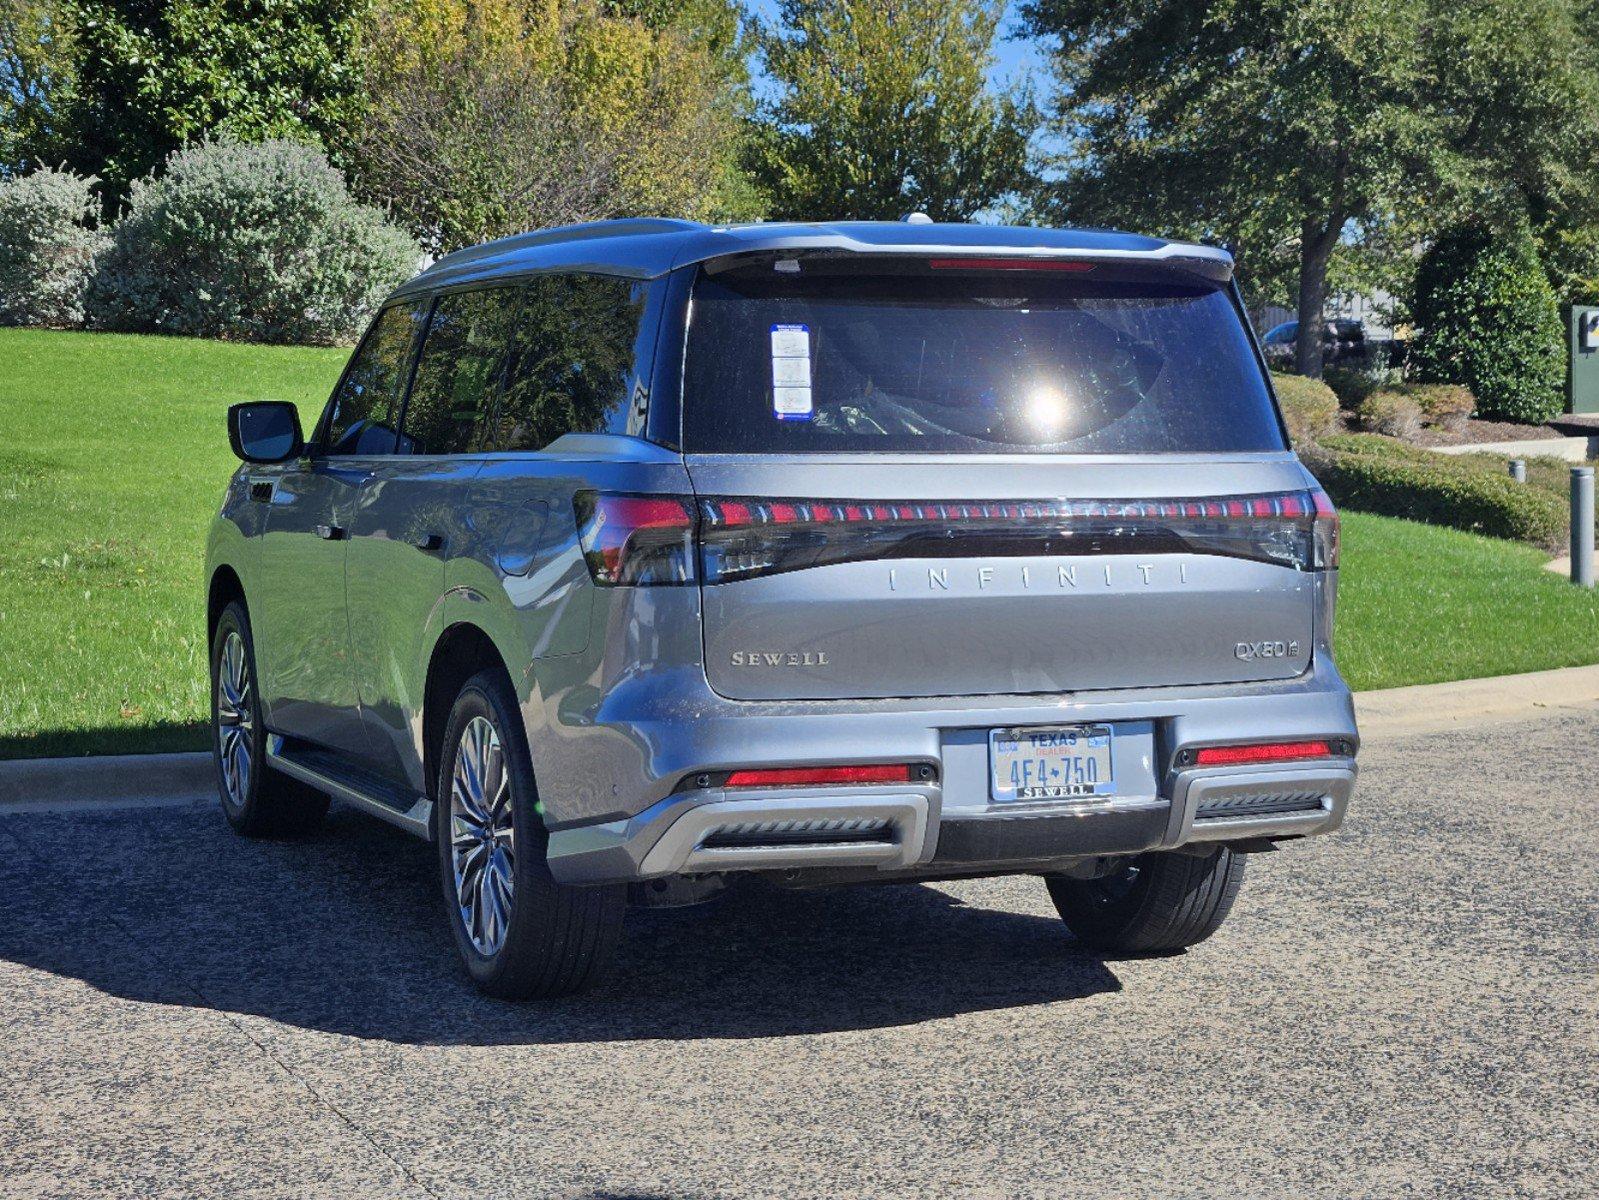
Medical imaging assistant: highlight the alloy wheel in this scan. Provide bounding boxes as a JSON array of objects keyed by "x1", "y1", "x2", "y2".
[
  {"x1": 216, "y1": 629, "x2": 254, "y2": 806},
  {"x1": 450, "y1": 715, "x2": 517, "y2": 956}
]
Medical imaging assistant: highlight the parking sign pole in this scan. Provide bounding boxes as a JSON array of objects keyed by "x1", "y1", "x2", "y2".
[{"x1": 1573, "y1": 467, "x2": 1595, "y2": 587}]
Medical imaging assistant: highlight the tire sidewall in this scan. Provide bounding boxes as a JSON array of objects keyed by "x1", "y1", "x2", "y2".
[{"x1": 435, "y1": 671, "x2": 546, "y2": 991}]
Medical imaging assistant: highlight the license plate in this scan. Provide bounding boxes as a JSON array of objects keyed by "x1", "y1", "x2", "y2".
[{"x1": 989, "y1": 725, "x2": 1115, "y2": 802}]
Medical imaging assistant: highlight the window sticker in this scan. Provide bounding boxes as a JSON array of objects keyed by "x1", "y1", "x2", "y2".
[{"x1": 770, "y1": 323, "x2": 813, "y2": 421}]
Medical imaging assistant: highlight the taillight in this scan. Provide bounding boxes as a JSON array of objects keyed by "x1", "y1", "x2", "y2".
[
  {"x1": 1193, "y1": 740, "x2": 1333, "y2": 766},
  {"x1": 1311, "y1": 487, "x2": 1339, "y2": 570},
  {"x1": 723, "y1": 764, "x2": 916, "y2": 788},
  {"x1": 574, "y1": 492, "x2": 696, "y2": 586},
  {"x1": 698, "y1": 492, "x2": 1324, "y2": 583}
]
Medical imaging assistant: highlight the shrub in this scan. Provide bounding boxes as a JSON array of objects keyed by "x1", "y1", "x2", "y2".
[
  {"x1": 1399, "y1": 383, "x2": 1475, "y2": 431},
  {"x1": 1355, "y1": 391, "x2": 1423, "y2": 439},
  {"x1": 1270, "y1": 372, "x2": 1339, "y2": 447},
  {"x1": 0, "y1": 167, "x2": 106, "y2": 328},
  {"x1": 1304, "y1": 434, "x2": 1568, "y2": 549},
  {"x1": 1322, "y1": 363, "x2": 1398, "y2": 409},
  {"x1": 1411, "y1": 221, "x2": 1564, "y2": 424},
  {"x1": 89, "y1": 140, "x2": 420, "y2": 345}
]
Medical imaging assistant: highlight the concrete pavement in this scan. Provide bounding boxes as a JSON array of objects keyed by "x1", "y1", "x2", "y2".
[{"x1": 2, "y1": 705, "x2": 1596, "y2": 1197}]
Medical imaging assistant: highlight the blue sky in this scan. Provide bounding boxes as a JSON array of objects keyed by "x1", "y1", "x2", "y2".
[{"x1": 743, "y1": 1, "x2": 1049, "y2": 101}]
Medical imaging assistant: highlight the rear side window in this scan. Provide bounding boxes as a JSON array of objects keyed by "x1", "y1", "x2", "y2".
[
  {"x1": 482, "y1": 274, "x2": 648, "y2": 452},
  {"x1": 682, "y1": 262, "x2": 1286, "y2": 454},
  {"x1": 402, "y1": 286, "x2": 521, "y2": 455},
  {"x1": 323, "y1": 301, "x2": 426, "y2": 456}
]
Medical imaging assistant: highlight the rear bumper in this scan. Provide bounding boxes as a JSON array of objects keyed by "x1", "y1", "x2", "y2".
[{"x1": 546, "y1": 757, "x2": 1356, "y2": 885}]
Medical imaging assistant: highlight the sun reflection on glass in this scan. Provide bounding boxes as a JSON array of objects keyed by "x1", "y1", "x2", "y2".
[{"x1": 1024, "y1": 385, "x2": 1069, "y2": 435}]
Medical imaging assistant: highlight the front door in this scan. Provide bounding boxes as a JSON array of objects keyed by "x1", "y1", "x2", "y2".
[{"x1": 254, "y1": 299, "x2": 427, "y2": 757}]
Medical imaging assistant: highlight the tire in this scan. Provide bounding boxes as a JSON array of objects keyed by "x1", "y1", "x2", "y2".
[
  {"x1": 1045, "y1": 847, "x2": 1246, "y2": 954},
  {"x1": 435, "y1": 668, "x2": 626, "y2": 999},
  {"x1": 210, "y1": 601, "x2": 329, "y2": 837}
]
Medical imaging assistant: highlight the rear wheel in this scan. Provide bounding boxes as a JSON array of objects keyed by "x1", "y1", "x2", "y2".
[
  {"x1": 210, "y1": 601, "x2": 328, "y2": 837},
  {"x1": 435, "y1": 669, "x2": 626, "y2": 999},
  {"x1": 1045, "y1": 847, "x2": 1246, "y2": 954}
]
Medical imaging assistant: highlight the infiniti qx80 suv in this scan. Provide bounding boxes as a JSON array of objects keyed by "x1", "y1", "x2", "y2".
[{"x1": 208, "y1": 219, "x2": 1358, "y2": 998}]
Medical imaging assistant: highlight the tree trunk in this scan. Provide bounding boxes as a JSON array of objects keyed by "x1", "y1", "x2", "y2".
[{"x1": 1294, "y1": 217, "x2": 1341, "y2": 379}]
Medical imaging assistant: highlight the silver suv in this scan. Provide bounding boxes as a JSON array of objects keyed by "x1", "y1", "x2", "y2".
[{"x1": 208, "y1": 219, "x2": 1358, "y2": 998}]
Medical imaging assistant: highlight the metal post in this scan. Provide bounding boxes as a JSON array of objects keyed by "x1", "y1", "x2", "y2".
[
  {"x1": 1573, "y1": 467, "x2": 1595, "y2": 587},
  {"x1": 1508, "y1": 459, "x2": 1526, "y2": 483}
]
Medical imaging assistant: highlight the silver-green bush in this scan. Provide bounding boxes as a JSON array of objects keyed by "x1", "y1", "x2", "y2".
[
  {"x1": 0, "y1": 167, "x2": 106, "y2": 328},
  {"x1": 89, "y1": 140, "x2": 421, "y2": 345}
]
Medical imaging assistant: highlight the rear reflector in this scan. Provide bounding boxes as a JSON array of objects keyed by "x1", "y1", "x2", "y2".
[
  {"x1": 723, "y1": 764, "x2": 915, "y2": 788},
  {"x1": 1193, "y1": 741, "x2": 1333, "y2": 766}
]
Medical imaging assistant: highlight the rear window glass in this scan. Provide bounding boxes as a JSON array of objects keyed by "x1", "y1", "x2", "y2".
[{"x1": 681, "y1": 262, "x2": 1285, "y2": 454}]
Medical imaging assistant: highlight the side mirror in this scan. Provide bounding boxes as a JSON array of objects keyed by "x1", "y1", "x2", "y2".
[{"x1": 228, "y1": 401, "x2": 304, "y2": 463}]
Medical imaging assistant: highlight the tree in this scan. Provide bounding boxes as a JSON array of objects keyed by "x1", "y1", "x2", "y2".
[
  {"x1": 0, "y1": 0, "x2": 78, "y2": 171},
  {"x1": 1021, "y1": 0, "x2": 1599, "y2": 377},
  {"x1": 61, "y1": 0, "x2": 367, "y2": 204},
  {"x1": 350, "y1": 0, "x2": 760, "y2": 253},
  {"x1": 752, "y1": 0, "x2": 1034, "y2": 222}
]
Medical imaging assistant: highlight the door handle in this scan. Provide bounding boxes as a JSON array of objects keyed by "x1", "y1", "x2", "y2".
[
  {"x1": 412, "y1": 533, "x2": 445, "y2": 553},
  {"x1": 314, "y1": 524, "x2": 346, "y2": 541}
]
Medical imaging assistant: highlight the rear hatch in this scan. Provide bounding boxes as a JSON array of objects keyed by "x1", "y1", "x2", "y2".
[{"x1": 678, "y1": 253, "x2": 1330, "y2": 703}]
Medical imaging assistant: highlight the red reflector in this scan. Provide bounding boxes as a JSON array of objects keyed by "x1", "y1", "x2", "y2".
[
  {"x1": 927, "y1": 257, "x2": 1097, "y2": 271},
  {"x1": 723, "y1": 764, "x2": 916, "y2": 788},
  {"x1": 1194, "y1": 741, "x2": 1333, "y2": 766}
]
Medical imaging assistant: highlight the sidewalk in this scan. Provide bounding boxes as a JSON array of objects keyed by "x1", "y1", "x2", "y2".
[{"x1": 5, "y1": 664, "x2": 1599, "y2": 808}]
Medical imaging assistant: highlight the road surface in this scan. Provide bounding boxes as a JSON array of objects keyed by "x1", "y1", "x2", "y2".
[{"x1": 2, "y1": 709, "x2": 1595, "y2": 1198}]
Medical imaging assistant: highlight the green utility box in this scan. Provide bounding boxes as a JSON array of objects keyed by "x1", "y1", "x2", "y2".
[{"x1": 1569, "y1": 306, "x2": 1599, "y2": 414}]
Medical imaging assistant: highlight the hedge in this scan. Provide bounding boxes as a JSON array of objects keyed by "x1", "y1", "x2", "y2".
[{"x1": 1303, "y1": 434, "x2": 1569, "y2": 550}]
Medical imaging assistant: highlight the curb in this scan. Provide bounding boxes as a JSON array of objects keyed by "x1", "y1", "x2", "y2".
[
  {"x1": 0, "y1": 750, "x2": 214, "y2": 810},
  {"x1": 5, "y1": 664, "x2": 1599, "y2": 809},
  {"x1": 1355, "y1": 663, "x2": 1599, "y2": 739}
]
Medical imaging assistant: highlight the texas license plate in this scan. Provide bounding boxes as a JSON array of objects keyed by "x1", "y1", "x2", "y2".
[{"x1": 989, "y1": 725, "x2": 1115, "y2": 802}]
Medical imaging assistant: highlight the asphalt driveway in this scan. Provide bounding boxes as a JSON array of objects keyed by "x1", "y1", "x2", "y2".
[{"x1": 2, "y1": 710, "x2": 1595, "y2": 1198}]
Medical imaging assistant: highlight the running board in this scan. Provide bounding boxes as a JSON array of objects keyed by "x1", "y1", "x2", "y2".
[{"x1": 264, "y1": 736, "x2": 433, "y2": 840}]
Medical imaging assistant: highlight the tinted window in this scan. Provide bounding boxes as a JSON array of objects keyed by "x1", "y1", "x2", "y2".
[
  {"x1": 683, "y1": 264, "x2": 1286, "y2": 454},
  {"x1": 323, "y1": 302, "x2": 425, "y2": 455},
  {"x1": 402, "y1": 287, "x2": 521, "y2": 455},
  {"x1": 483, "y1": 274, "x2": 648, "y2": 452}
]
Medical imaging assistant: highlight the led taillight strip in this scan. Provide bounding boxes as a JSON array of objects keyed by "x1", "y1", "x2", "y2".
[{"x1": 700, "y1": 491, "x2": 1318, "y2": 529}]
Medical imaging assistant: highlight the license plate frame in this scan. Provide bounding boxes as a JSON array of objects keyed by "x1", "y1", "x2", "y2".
[{"x1": 989, "y1": 724, "x2": 1116, "y2": 803}]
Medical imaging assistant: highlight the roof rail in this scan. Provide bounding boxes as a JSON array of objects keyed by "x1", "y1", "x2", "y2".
[{"x1": 429, "y1": 218, "x2": 707, "y2": 272}]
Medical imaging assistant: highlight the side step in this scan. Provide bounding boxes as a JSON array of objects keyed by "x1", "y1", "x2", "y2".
[{"x1": 265, "y1": 735, "x2": 434, "y2": 839}]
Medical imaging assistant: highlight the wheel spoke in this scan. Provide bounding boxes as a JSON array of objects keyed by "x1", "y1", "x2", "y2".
[
  {"x1": 448, "y1": 714, "x2": 518, "y2": 956},
  {"x1": 215, "y1": 629, "x2": 255, "y2": 805}
]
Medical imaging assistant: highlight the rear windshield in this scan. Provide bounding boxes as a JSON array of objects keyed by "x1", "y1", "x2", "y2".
[{"x1": 681, "y1": 260, "x2": 1285, "y2": 454}]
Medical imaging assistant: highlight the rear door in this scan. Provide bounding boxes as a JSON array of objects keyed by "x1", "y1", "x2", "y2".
[
  {"x1": 679, "y1": 256, "x2": 1320, "y2": 702},
  {"x1": 345, "y1": 285, "x2": 521, "y2": 791}
]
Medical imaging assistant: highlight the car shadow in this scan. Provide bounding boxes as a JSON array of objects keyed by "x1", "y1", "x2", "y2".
[{"x1": 0, "y1": 802, "x2": 1123, "y2": 1045}]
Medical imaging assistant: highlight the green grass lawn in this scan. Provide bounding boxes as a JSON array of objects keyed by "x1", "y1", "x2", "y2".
[
  {"x1": 1, "y1": 327, "x2": 1597, "y2": 758},
  {"x1": 1335, "y1": 510, "x2": 1599, "y2": 690},
  {"x1": 0, "y1": 329, "x2": 345, "y2": 758}
]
